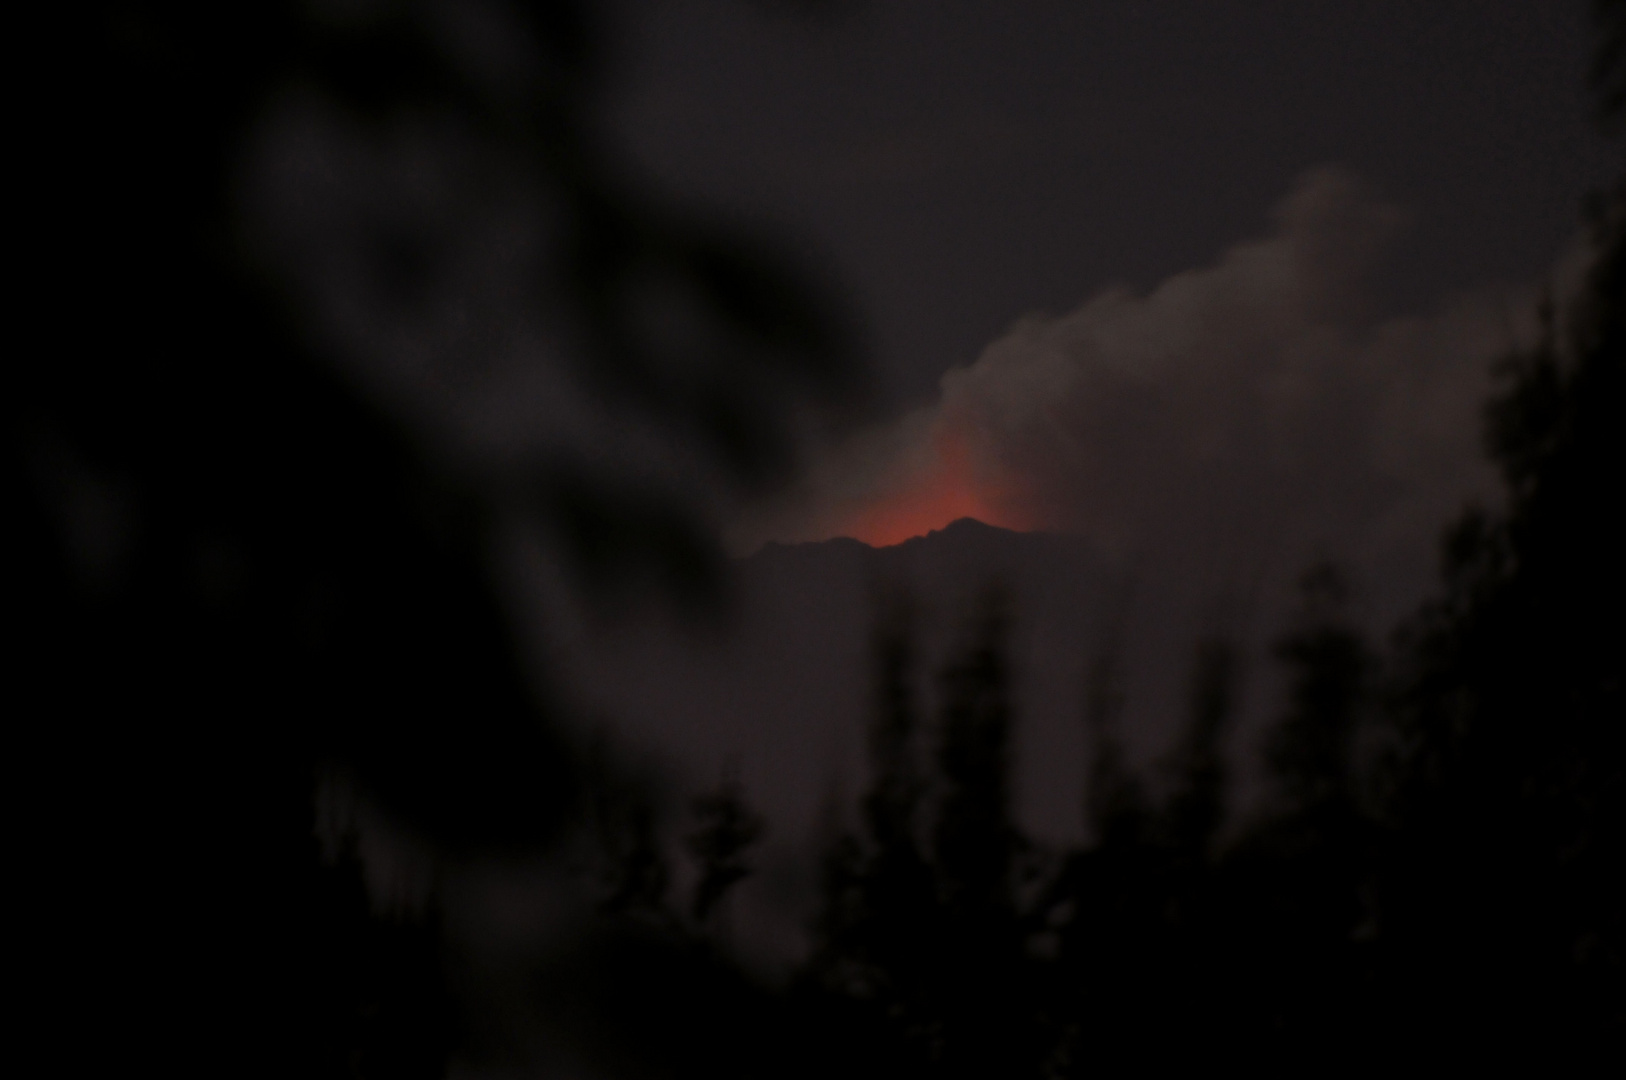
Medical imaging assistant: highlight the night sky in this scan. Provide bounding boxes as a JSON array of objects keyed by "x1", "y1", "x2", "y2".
[{"x1": 602, "y1": 0, "x2": 1615, "y2": 412}]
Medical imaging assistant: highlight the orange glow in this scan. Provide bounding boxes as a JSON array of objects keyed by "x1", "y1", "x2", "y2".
[{"x1": 835, "y1": 421, "x2": 1032, "y2": 547}]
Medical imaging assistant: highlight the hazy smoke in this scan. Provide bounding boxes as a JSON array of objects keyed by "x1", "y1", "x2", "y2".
[{"x1": 738, "y1": 166, "x2": 1564, "y2": 624}]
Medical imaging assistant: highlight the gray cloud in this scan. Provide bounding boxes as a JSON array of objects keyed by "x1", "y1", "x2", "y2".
[{"x1": 739, "y1": 167, "x2": 1569, "y2": 628}]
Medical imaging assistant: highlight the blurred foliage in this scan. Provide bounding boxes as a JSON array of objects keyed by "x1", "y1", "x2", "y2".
[{"x1": 12, "y1": 1, "x2": 850, "y2": 1075}]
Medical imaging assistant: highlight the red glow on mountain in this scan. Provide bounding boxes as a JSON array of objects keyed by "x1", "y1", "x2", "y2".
[{"x1": 838, "y1": 423, "x2": 1030, "y2": 547}]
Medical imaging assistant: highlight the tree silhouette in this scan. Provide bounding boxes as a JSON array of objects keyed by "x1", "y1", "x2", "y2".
[
  {"x1": 687, "y1": 771, "x2": 764, "y2": 927},
  {"x1": 803, "y1": 177, "x2": 1623, "y2": 1071},
  {"x1": 1375, "y1": 183, "x2": 1624, "y2": 1062}
]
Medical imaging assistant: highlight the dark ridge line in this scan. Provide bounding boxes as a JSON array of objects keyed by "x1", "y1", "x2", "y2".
[{"x1": 738, "y1": 518, "x2": 1099, "y2": 562}]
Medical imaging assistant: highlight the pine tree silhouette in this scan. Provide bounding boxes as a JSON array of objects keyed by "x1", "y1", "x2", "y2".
[{"x1": 687, "y1": 772, "x2": 764, "y2": 928}]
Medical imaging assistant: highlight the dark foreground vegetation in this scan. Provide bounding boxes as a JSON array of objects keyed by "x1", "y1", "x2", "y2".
[
  {"x1": 596, "y1": 188, "x2": 1622, "y2": 1075},
  {"x1": 793, "y1": 235, "x2": 1624, "y2": 1070},
  {"x1": 11, "y1": 2, "x2": 1623, "y2": 1076}
]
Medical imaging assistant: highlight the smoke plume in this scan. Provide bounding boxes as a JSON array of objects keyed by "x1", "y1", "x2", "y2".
[{"x1": 738, "y1": 167, "x2": 1566, "y2": 626}]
